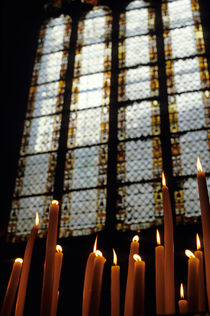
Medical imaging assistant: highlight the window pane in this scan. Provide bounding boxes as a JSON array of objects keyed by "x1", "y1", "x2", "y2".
[
  {"x1": 117, "y1": 1, "x2": 162, "y2": 231},
  {"x1": 60, "y1": 7, "x2": 112, "y2": 237},
  {"x1": 7, "y1": 15, "x2": 71, "y2": 242},
  {"x1": 162, "y1": 0, "x2": 210, "y2": 222}
]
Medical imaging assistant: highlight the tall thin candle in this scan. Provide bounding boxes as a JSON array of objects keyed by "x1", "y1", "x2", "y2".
[
  {"x1": 197, "y1": 156, "x2": 210, "y2": 311},
  {"x1": 194, "y1": 234, "x2": 206, "y2": 312},
  {"x1": 162, "y1": 172, "x2": 175, "y2": 314},
  {"x1": 111, "y1": 249, "x2": 120, "y2": 316},
  {"x1": 132, "y1": 254, "x2": 145, "y2": 316},
  {"x1": 155, "y1": 229, "x2": 164, "y2": 315},
  {"x1": 15, "y1": 213, "x2": 39, "y2": 316},
  {"x1": 124, "y1": 235, "x2": 139, "y2": 316},
  {"x1": 1, "y1": 258, "x2": 23, "y2": 316},
  {"x1": 185, "y1": 249, "x2": 199, "y2": 313},
  {"x1": 40, "y1": 200, "x2": 59, "y2": 316},
  {"x1": 87, "y1": 250, "x2": 106, "y2": 316},
  {"x1": 82, "y1": 236, "x2": 98, "y2": 316},
  {"x1": 178, "y1": 283, "x2": 189, "y2": 314}
]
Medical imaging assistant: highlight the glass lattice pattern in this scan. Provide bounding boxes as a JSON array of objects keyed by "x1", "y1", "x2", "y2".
[
  {"x1": 59, "y1": 7, "x2": 112, "y2": 237},
  {"x1": 162, "y1": 0, "x2": 210, "y2": 222},
  {"x1": 116, "y1": 0, "x2": 163, "y2": 231},
  {"x1": 7, "y1": 15, "x2": 72, "y2": 242}
]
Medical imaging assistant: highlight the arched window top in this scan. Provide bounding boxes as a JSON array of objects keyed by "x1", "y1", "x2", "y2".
[
  {"x1": 44, "y1": 14, "x2": 71, "y2": 28},
  {"x1": 126, "y1": 0, "x2": 149, "y2": 11},
  {"x1": 78, "y1": 6, "x2": 112, "y2": 46},
  {"x1": 85, "y1": 6, "x2": 111, "y2": 19}
]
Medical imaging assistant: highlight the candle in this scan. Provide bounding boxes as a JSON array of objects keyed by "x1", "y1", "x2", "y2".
[
  {"x1": 82, "y1": 236, "x2": 98, "y2": 316},
  {"x1": 87, "y1": 250, "x2": 106, "y2": 316},
  {"x1": 155, "y1": 229, "x2": 165, "y2": 315},
  {"x1": 111, "y1": 249, "x2": 120, "y2": 316},
  {"x1": 50, "y1": 245, "x2": 63, "y2": 316},
  {"x1": 194, "y1": 233, "x2": 206, "y2": 312},
  {"x1": 197, "y1": 156, "x2": 210, "y2": 311},
  {"x1": 132, "y1": 254, "x2": 145, "y2": 316},
  {"x1": 15, "y1": 213, "x2": 39, "y2": 316},
  {"x1": 40, "y1": 200, "x2": 59, "y2": 316},
  {"x1": 162, "y1": 172, "x2": 175, "y2": 314},
  {"x1": 185, "y1": 249, "x2": 199, "y2": 313},
  {"x1": 1, "y1": 258, "x2": 23, "y2": 316},
  {"x1": 124, "y1": 235, "x2": 139, "y2": 316},
  {"x1": 178, "y1": 283, "x2": 189, "y2": 314}
]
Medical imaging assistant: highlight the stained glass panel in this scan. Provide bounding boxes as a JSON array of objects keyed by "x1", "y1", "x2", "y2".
[
  {"x1": 162, "y1": 0, "x2": 210, "y2": 222},
  {"x1": 116, "y1": 0, "x2": 162, "y2": 231},
  {"x1": 7, "y1": 15, "x2": 72, "y2": 242},
  {"x1": 60, "y1": 7, "x2": 112, "y2": 237}
]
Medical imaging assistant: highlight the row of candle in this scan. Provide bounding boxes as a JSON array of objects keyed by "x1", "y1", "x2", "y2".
[{"x1": 1, "y1": 156, "x2": 209, "y2": 315}]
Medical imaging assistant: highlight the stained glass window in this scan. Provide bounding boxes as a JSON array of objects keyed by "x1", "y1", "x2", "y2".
[
  {"x1": 162, "y1": 0, "x2": 210, "y2": 223},
  {"x1": 7, "y1": 0, "x2": 210, "y2": 241},
  {"x1": 116, "y1": 0, "x2": 163, "y2": 231},
  {"x1": 59, "y1": 7, "x2": 112, "y2": 237},
  {"x1": 7, "y1": 15, "x2": 72, "y2": 242}
]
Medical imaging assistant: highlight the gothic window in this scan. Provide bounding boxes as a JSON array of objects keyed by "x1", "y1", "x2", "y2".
[{"x1": 7, "y1": 0, "x2": 210, "y2": 242}]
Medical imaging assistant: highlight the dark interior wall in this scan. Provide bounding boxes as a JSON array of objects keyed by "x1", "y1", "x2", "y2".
[{"x1": 1, "y1": 0, "x2": 210, "y2": 315}]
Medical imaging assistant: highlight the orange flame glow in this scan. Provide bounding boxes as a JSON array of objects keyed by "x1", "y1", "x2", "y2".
[
  {"x1": 185, "y1": 249, "x2": 195, "y2": 259},
  {"x1": 51, "y1": 200, "x2": 59, "y2": 205},
  {"x1": 94, "y1": 250, "x2": 103, "y2": 257},
  {"x1": 156, "y1": 229, "x2": 161, "y2": 246},
  {"x1": 56, "y1": 245, "x2": 63, "y2": 253},
  {"x1": 93, "y1": 235, "x2": 98, "y2": 252},
  {"x1": 162, "y1": 171, "x2": 166, "y2": 186},
  {"x1": 133, "y1": 254, "x2": 142, "y2": 262},
  {"x1": 132, "y1": 235, "x2": 139, "y2": 243},
  {"x1": 113, "y1": 249, "x2": 117, "y2": 265},
  {"x1": 196, "y1": 233, "x2": 201, "y2": 250},
  {"x1": 197, "y1": 156, "x2": 203, "y2": 172},
  {"x1": 15, "y1": 258, "x2": 23, "y2": 264},
  {"x1": 180, "y1": 283, "x2": 184, "y2": 299},
  {"x1": 35, "y1": 212, "x2": 39, "y2": 226}
]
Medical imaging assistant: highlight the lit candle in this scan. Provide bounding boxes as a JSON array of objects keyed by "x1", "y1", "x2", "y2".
[
  {"x1": 15, "y1": 213, "x2": 39, "y2": 316},
  {"x1": 178, "y1": 283, "x2": 189, "y2": 314},
  {"x1": 162, "y1": 172, "x2": 175, "y2": 314},
  {"x1": 50, "y1": 245, "x2": 63, "y2": 316},
  {"x1": 132, "y1": 254, "x2": 145, "y2": 316},
  {"x1": 87, "y1": 250, "x2": 106, "y2": 316},
  {"x1": 197, "y1": 156, "x2": 210, "y2": 311},
  {"x1": 40, "y1": 200, "x2": 59, "y2": 316},
  {"x1": 124, "y1": 235, "x2": 139, "y2": 316},
  {"x1": 194, "y1": 233, "x2": 206, "y2": 312},
  {"x1": 82, "y1": 236, "x2": 98, "y2": 316},
  {"x1": 155, "y1": 229, "x2": 165, "y2": 315},
  {"x1": 185, "y1": 249, "x2": 199, "y2": 313},
  {"x1": 111, "y1": 249, "x2": 120, "y2": 316},
  {"x1": 1, "y1": 258, "x2": 23, "y2": 316}
]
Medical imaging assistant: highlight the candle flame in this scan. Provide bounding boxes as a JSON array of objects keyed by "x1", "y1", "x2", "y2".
[
  {"x1": 133, "y1": 254, "x2": 142, "y2": 262},
  {"x1": 93, "y1": 235, "x2": 98, "y2": 252},
  {"x1": 156, "y1": 229, "x2": 161, "y2": 245},
  {"x1": 56, "y1": 245, "x2": 62, "y2": 253},
  {"x1": 197, "y1": 156, "x2": 203, "y2": 172},
  {"x1": 185, "y1": 249, "x2": 195, "y2": 259},
  {"x1": 196, "y1": 233, "x2": 201, "y2": 250},
  {"x1": 51, "y1": 200, "x2": 59, "y2": 205},
  {"x1": 132, "y1": 235, "x2": 139, "y2": 243},
  {"x1": 162, "y1": 171, "x2": 166, "y2": 186},
  {"x1": 180, "y1": 283, "x2": 184, "y2": 299},
  {"x1": 15, "y1": 258, "x2": 23, "y2": 264},
  {"x1": 94, "y1": 250, "x2": 102, "y2": 257},
  {"x1": 35, "y1": 212, "x2": 39, "y2": 226},
  {"x1": 113, "y1": 249, "x2": 117, "y2": 265}
]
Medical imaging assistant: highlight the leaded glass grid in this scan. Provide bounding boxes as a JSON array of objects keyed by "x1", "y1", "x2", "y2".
[
  {"x1": 116, "y1": 0, "x2": 163, "y2": 232},
  {"x1": 162, "y1": 0, "x2": 210, "y2": 223},
  {"x1": 59, "y1": 7, "x2": 112, "y2": 237},
  {"x1": 7, "y1": 15, "x2": 72, "y2": 242}
]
